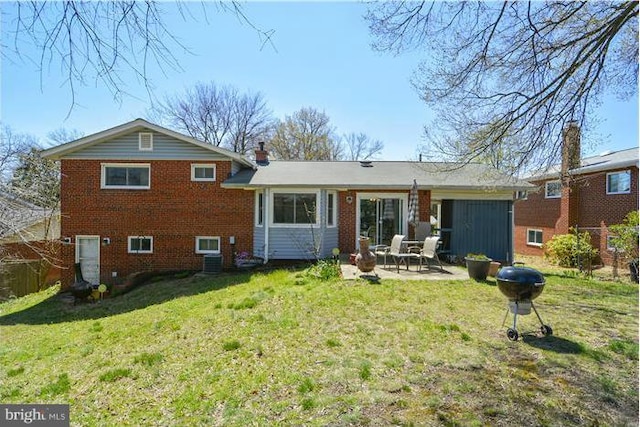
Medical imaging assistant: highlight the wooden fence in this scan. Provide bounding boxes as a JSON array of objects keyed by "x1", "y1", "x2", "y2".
[{"x1": 0, "y1": 259, "x2": 52, "y2": 299}]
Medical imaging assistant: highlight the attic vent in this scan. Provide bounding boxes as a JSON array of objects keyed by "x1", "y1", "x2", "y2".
[
  {"x1": 360, "y1": 161, "x2": 373, "y2": 168},
  {"x1": 139, "y1": 132, "x2": 153, "y2": 151}
]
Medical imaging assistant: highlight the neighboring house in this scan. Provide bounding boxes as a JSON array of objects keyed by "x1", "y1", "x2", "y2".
[
  {"x1": 514, "y1": 122, "x2": 639, "y2": 266},
  {"x1": 0, "y1": 192, "x2": 61, "y2": 294},
  {"x1": 42, "y1": 118, "x2": 532, "y2": 286}
]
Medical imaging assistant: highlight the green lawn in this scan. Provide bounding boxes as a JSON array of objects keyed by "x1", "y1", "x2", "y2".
[{"x1": 0, "y1": 269, "x2": 637, "y2": 426}]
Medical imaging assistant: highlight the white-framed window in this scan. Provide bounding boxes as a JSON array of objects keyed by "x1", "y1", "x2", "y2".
[
  {"x1": 101, "y1": 163, "x2": 150, "y2": 189},
  {"x1": 607, "y1": 235, "x2": 619, "y2": 251},
  {"x1": 195, "y1": 236, "x2": 220, "y2": 254},
  {"x1": 139, "y1": 132, "x2": 153, "y2": 151},
  {"x1": 545, "y1": 181, "x2": 561, "y2": 198},
  {"x1": 326, "y1": 191, "x2": 336, "y2": 227},
  {"x1": 272, "y1": 191, "x2": 319, "y2": 226},
  {"x1": 606, "y1": 170, "x2": 631, "y2": 195},
  {"x1": 527, "y1": 229, "x2": 543, "y2": 246},
  {"x1": 128, "y1": 236, "x2": 153, "y2": 254},
  {"x1": 191, "y1": 164, "x2": 216, "y2": 182},
  {"x1": 255, "y1": 191, "x2": 264, "y2": 227}
]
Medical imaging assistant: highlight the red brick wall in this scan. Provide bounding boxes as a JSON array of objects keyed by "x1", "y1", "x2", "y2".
[
  {"x1": 514, "y1": 166, "x2": 639, "y2": 263},
  {"x1": 337, "y1": 189, "x2": 431, "y2": 254},
  {"x1": 59, "y1": 159, "x2": 254, "y2": 285}
]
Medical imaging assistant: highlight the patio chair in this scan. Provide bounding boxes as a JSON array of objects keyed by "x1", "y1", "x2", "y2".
[
  {"x1": 414, "y1": 221, "x2": 431, "y2": 242},
  {"x1": 387, "y1": 234, "x2": 420, "y2": 273},
  {"x1": 373, "y1": 244, "x2": 391, "y2": 269},
  {"x1": 417, "y1": 236, "x2": 444, "y2": 272}
]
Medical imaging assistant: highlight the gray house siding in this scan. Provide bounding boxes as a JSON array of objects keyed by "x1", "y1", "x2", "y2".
[
  {"x1": 253, "y1": 190, "x2": 339, "y2": 261},
  {"x1": 65, "y1": 131, "x2": 233, "y2": 161},
  {"x1": 450, "y1": 200, "x2": 513, "y2": 262}
]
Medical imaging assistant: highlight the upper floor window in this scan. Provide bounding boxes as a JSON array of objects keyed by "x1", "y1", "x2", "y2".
[
  {"x1": 545, "y1": 181, "x2": 561, "y2": 198},
  {"x1": 273, "y1": 192, "x2": 317, "y2": 225},
  {"x1": 195, "y1": 236, "x2": 220, "y2": 254},
  {"x1": 139, "y1": 132, "x2": 153, "y2": 151},
  {"x1": 527, "y1": 229, "x2": 543, "y2": 246},
  {"x1": 128, "y1": 236, "x2": 153, "y2": 254},
  {"x1": 101, "y1": 163, "x2": 150, "y2": 189},
  {"x1": 607, "y1": 170, "x2": 631, "y2": 195},
  {"x1": 191, "y1": 164, "x2": 216, "y2": 182}
]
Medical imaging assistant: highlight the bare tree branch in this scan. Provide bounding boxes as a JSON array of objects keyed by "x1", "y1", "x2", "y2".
[{"x1": 366, "y1": 1, "x2": 638, "y2": 174}]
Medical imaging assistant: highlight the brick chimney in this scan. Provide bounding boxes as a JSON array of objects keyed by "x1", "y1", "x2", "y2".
[
  {"x1": 556, "y1": 121, "x2": 581, "y2": 235},
  {"x1": 561, "y1": 121, "x2": 581, "y2": 181},
  {"x1": 255, "y1": 142, "x2": 269, "y2": 165}
]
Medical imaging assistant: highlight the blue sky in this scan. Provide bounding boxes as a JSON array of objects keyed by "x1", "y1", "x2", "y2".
[{"x1": 1, "y1": 1, "x2": 638, "y2": 159}]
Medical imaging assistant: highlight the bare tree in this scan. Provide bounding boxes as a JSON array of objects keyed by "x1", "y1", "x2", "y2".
[
  {"x1": 47, "y1": 128, "x2": 84, "y2": 146},
  {"x1": 342, "y1": 132, "x2": 384, "y2": 161},
  {"x1": 366, "y1": 1, "x2": 638, "y2": 174},
  {"x1": 150, "y1": 82, "x2": 274, "y2": 154},
  {"x1": 0, "y1": 125, "x2": 35, "y2": 182},
  {"x1": 2, "y1": 1, "x2": 273, "y2": 111},
  {"x1": 269, "y1": 107, "x2": 339, "y2": 160}
]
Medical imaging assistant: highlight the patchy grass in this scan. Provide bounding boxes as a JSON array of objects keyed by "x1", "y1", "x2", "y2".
[{"x1": 0, "y1": 269, "x2": 637, "y2": 426}]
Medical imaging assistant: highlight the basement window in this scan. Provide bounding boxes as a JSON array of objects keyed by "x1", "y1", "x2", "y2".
[
  {"x1": 527, "y1": 229, "x2": 543, "y2": 247},
  {"x1": 195, "y1": 236, "x2": 220, "y2": 254},
  {"x1": 128, "y1": 236, "x2": 153, "y2": 254}
]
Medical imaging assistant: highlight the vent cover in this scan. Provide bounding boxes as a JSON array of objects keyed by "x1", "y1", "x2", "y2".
[
  {"x1": 139, "y1": 132, "x2": 153, "y2": 151},
  {"x1": 203, "y1": 254, "x2": 223, "y2": 274}
]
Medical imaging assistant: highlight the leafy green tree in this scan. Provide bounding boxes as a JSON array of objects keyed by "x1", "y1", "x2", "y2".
[{"x1": 366, "y1": 1, "x2": 638, "y2": 173}]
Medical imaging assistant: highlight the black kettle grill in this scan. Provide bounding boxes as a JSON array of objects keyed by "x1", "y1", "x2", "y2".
[{"x1": 496, "y1": 265, "x2": 553, "y2": 341}]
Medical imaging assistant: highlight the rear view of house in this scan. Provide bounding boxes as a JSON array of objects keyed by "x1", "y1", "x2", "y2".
[{"x1": 43, "y1": 119, "x2": 532, "y2": 287}]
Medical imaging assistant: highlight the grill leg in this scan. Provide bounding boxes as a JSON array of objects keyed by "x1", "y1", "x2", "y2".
[
  {"x1": 531, "y1": 302, "x2": 545, "y2": 326},
  {"x1": 501, "y1": 308, "x2": 510, "y2": 327},
  {"x1": 512, "y1": 304, "x2": 519, "y2": 331}
]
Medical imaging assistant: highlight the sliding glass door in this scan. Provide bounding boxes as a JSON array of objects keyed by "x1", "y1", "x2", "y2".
[{"x1": 358, "y1": 195, "x2": 405, "y2": 246}]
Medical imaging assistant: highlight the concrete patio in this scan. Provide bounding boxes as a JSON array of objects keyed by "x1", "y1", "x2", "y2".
[{"x1": 340, "y1": 256, "x2": 469, "y2": 281}]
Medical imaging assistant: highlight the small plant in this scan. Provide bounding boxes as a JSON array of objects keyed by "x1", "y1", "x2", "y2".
[
  {"x1": 465, "y1": 253, "x2": 491, "y2": 261},
  {"x1": 99, "y1": 368, "x2": 132, "y2": 383},
  {"x1": 222, "y1": 340, "x2": 241, "y2": 351},
  {"x1": 39, "y1": 373, "x2": 71, "y2": 396},
  {"x1": 307, "y1": 258, "x2": 341, "y2": 280},
  {"x1": 133, "y1": 352, "x2": 164, "y2": 366}
]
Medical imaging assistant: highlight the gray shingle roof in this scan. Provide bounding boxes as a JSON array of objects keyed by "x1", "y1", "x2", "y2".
[
  {"x1": 223, "y1": 161, "x2": 533, "y2": 191},
  {"x1": 527, "y1": 147, "x2": 639, "y2": 180}
]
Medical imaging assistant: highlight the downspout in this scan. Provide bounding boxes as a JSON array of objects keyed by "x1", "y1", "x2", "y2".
[{"x1": 264, "y1": 188, "x2": 270, "y2": 263}]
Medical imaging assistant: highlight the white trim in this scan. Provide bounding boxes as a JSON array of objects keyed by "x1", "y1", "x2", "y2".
[
  {"x1": 606, "y1": 170, "x2": 631, "y2": 195},
  {"x1": 101, "y1": 163, "x2": 151, "y2": 190},
  {"x1": 326, "y1": 191, "x2": 337, "y2": 228},
  {"x1": 75, "y1": 235, "x2": 101, "y2": 284},
  {"x1": 544, "y1": 181, "x2": 561, "y2": 199},
  {"x1": 526, "y1": 229, "x2": 543, "y2": 247},
  {"x1": 270, "y1": 189, "x2": 321, "y2": 228},
  {"x1": 138, "y1": 132, "x2": 153, "y2": 151},
  {"x1": 355, "y1": 192, "x2": 408, "y2": 248},
  {"x1": 255, "y1": 190, "x2": 264, "y2": 227},
  {"x1": 191, "y1": 163, "x2": 217, "y2": 182},
  {"x1": 195, "y1": 236, "x2": 221, "y2": 254},
  {"x1": 128, "y1": 236, "x2": 153, "y2": 254}
]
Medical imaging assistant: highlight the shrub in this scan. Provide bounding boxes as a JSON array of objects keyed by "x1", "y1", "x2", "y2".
[
  {"x1": 609, "y1": 211, "x2": 639, "y2": 262},
  {"x1": 306, "y1": 258, "x2": 341, "y2": 280},
  {"x1": 544, "y1": 229, "x2": 598, "y2": 268}
]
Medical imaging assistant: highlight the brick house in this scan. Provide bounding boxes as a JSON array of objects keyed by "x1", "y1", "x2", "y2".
[
  {"x1": 43, "y1": 119, "x2": 532, "y2": 287},
  {"x1": 514, "y1": 122, "x2": 639, "y2": 265}
]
